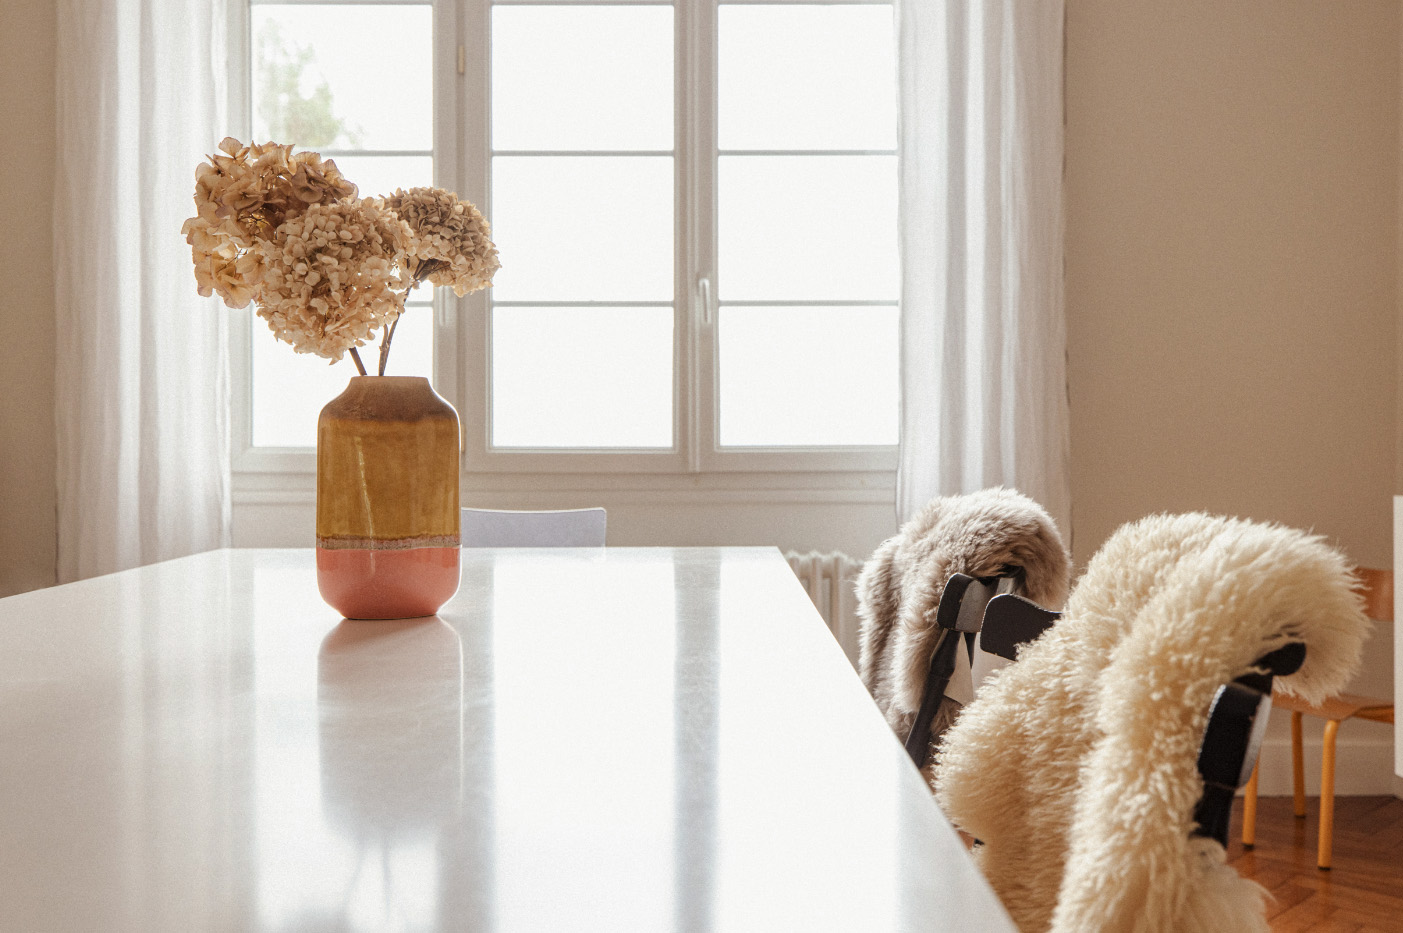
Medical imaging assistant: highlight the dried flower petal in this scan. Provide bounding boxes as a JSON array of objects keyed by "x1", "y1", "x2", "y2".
[
  {"x1": 253, "y1": 199, "x2": 409, "y2": 361},
  {"x1": 182, "y1": 138, "x2": 357, "y2": 308},
  {"x1": 383, "y1": 187, "x2": 501, "y2": 297},
  {"x1": 185, "y1": 141, "x2": 504, "y2": 375}
]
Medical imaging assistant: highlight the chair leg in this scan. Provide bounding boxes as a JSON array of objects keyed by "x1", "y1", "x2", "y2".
[
  {"x1": 1242, "y1": 759, "x2": 1259, "y2": 848},
  {"x1": 1291, "y1": 710, "x2": 1306, "y2": 818},
  {"x1": 1317, "y1": 718, "x2": 1339, "y2": 870}
]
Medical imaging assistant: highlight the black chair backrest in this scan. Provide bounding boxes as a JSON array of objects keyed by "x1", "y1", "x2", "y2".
[
  {"x1": 981, "y1": 594, "x2": 1062, "y2": 661},
  {"x1": 903, "y1": 572, "x2": 1043, "y2": 768},
  {"x1": 1192, "y1": 642, "x2": 1306, "y2": 845}
]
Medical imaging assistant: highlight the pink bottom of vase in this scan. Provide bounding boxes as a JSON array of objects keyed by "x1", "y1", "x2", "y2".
[{"x1": 316, "y1": 546, "x2": 461, "y2": 620}]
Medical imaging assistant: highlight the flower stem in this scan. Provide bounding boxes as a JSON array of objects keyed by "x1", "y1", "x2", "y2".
[
  {"x1": 377, "y1": 316, "x2": 400, "y2": 376},
  {"x1": 378, "y1": 276, "x2": 428, "y2": 376},
  {"x1": 349, "y1": 347, "x2": 368, "y2": 376}
]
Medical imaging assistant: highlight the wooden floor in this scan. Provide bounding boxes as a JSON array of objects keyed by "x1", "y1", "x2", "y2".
[{"x1": 1226, "y1": 796, "x2": 1403, "y2": 932}]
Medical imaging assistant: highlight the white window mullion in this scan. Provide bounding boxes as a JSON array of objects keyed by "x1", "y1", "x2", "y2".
[
  {"x1": 459, "y1": 0, "x2": 492, "y2": 469},
  {"x1": 682, "y1": 0, "x2": 716, "y2": 474},
  {"x1": 691, "y1": 0, "x2": 721, "y2": 473},
  {"x1": 675, "y1": 0, "x2": 691, "y2": 470},
  {"x1": 432, "y1": 0, "x2": 463, "y2": 427}
]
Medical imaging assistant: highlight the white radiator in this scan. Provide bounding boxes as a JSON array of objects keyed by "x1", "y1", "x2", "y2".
[{"x1": 785, "y1": 550, "x2": 864, "y2": 668}]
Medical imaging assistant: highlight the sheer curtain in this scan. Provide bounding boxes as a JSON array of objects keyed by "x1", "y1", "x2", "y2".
[
  {"x1": 54, "y1": 0, "x2": 231, "y2": 582},
  {"x1": 895, "y1": 0, "x2": 1070, "y2": 537}
]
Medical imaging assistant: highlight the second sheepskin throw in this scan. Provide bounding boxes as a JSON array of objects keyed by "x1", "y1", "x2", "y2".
[
  {"x1": 933, "y1": 512, "x2": 1370, "y2": 933},
  {"x1": 856, "y1": 487, "x2": 1071, "y2": 778}
]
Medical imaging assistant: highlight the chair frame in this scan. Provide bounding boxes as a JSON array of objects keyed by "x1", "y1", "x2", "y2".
[
  {"x1": 1239, "y1": 566, "x2": 1394, "y2": 870},
  {"x1": 1241, "y1": 692, "x2": 1394, "y2": 869}
]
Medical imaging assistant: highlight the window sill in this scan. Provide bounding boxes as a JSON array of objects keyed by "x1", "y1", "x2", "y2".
[{"x1": 233, "y1": 467, "x2": 896, "y2": 507}]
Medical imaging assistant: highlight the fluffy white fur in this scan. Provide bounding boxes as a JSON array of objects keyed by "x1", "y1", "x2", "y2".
[
  {"x1": 855, "y1": 488, "x2": 1071, "y2": 778},
  {"x1": 933, "y1": 513, "x2": 1370, "y2": 933}
]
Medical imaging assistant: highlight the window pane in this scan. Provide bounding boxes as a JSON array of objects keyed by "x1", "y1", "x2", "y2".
[
  {"x1": 251, "y1": 5, "x2": 433, "y2": 152},
  {"x1": 328, "y1": 155, "x2": 434, "y2": 200},
  {"x1": 492, "y1": 306, "x2": 673, "y2": 448},
  {"x1": 491, "y1": 156, "x2": 674, "y2": 302},
  {"x1": 252, "y1": 303, "x2": 436, "y2": 447},
  {"x1": 492, "y1": 5, "x2": 673, "y2": 152},
  {"x1": 719, "y1": 306, "x2": 897, "y2": 447},
  {"x1": 719, "y1": 155, "x2": 896, "y2": 301},
  {"x1": 719, "y1": 5, "x2": 896, "y2": 151}
]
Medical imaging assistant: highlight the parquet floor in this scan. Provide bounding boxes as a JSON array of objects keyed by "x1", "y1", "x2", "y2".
[{"x1": 1225, "y1": 796, "x2": 1403, "y2": 932}]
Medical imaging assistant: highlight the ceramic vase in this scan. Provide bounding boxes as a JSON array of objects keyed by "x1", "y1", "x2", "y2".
[{"x1": 315, "y1": 376, "x2": 460, "y2": 619}]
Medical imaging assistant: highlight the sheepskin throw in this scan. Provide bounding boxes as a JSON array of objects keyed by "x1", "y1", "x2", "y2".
[
  {"x1": 856, "y1": 487, "x2": 1071, "y2": 779},
  {"x1": 934, "y1": 513, "x2": 1370, "y2": 933}
]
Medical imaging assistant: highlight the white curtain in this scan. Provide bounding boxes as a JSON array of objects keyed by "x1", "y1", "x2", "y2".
[
  {"x1": 55, "y1": 0, "x2": 231, "y2": 582},
  {"x1": 896, "y1": 0, "x2": 1071, "y2": 537}
]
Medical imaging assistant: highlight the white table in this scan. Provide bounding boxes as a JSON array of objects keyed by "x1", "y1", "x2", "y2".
[{"x1": 0, "y1": 547, "x2": 1015, "y2": 932}]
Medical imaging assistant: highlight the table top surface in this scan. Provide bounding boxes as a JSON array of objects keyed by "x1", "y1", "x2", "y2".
[{"x1": 0, "y1": 547, "x2": 1014, "y2": 933}]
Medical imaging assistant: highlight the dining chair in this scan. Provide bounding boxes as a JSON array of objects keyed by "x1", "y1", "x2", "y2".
[
  {"x1": 900, "y1": 573, "x2": 1057, "y2": 771},
  {"x1": 933, "y1": 512, "x2": 1370, "y2": 933},
  {"x1": 1240, "y1": 567, "x2": 1394, "y2": 870},
  {"x1": 953, "y1": 588, "x2": 1302, "y2": 853},
  {"x1": 855, "y1": 487, "x2": 1071, "y2": 782},
  {"x1": 460, "y1": 507, "x2": 607, "y2": 548}
]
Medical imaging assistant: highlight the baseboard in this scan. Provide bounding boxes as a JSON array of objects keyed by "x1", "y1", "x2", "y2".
[{"x1": 1250, "y1": 735, "x2": 1395, "y2": 796}]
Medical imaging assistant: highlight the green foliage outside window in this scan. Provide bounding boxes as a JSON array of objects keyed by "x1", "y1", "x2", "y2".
[{"x1": 255, "y1": 19, "x2": 361, "y2": 149}]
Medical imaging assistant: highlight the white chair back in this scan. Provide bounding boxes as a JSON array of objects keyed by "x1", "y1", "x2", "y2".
[{"x1": 460, "y1": 508, "x2": 607, "y2": 548}]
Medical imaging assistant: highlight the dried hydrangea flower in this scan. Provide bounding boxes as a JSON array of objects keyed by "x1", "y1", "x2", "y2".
[
  {"x1": 383, "y1": 187, "x2": 500, "y2": 297},
  {"x1": 182, "y1": 137, "x2": 357, "y2": 308},
  {"x1": 254, "y1": 199, "x2": 409, "y2": 361}
]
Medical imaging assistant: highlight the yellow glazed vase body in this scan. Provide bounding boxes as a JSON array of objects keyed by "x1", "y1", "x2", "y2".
[{"x1": 315, "y1": 376, "x2": 460, "y2": 619}]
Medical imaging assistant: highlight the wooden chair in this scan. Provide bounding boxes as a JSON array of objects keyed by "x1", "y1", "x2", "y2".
[
  {"x1": 460, "y1": 507, "x2": 607, "y2": 548},
  {"x1": 931, "y1": 582, "x2": 1294, "y2": 850},
  {"x1": 901, "y1": 572, "x2": 1032, "y2": 770},
  {"x1": 1241, "y1": 567, "x2": 1395, "y2": 870}
]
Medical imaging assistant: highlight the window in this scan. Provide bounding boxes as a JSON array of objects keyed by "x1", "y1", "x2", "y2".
[{"x1": 233, "y1": 0, "x2": 897, "y2": 482}]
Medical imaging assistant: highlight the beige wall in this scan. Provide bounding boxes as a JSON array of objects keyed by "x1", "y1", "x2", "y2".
[
  {"x1": 1066, "y1": 0, "x2": 1399, "y2": 791},
  {"x1": 0, "y1": 3, "x2": 57, "y2": 598},
  {"x1": 1066, "y1": 1, "x2": 1398, "y2": 570}
]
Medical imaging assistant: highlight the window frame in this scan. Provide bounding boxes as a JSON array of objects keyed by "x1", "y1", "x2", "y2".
[{"x1": 229, "y1": 0, "x2": 898, "y2": 485}]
